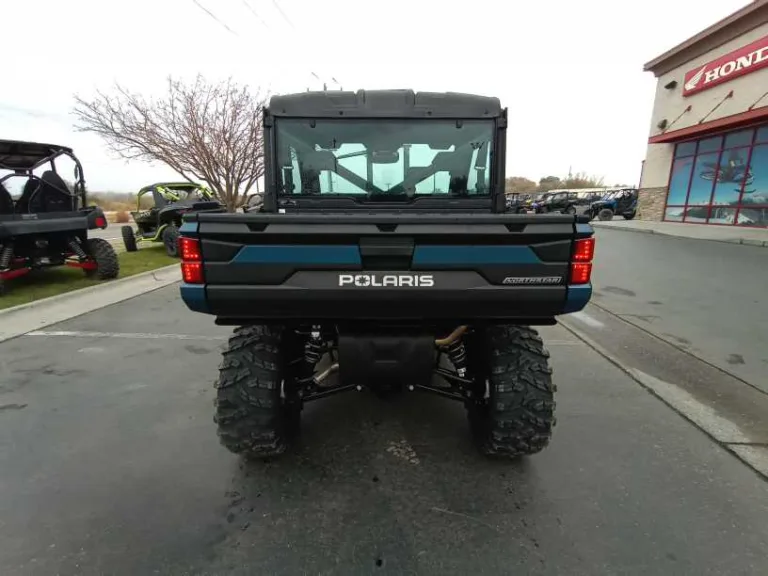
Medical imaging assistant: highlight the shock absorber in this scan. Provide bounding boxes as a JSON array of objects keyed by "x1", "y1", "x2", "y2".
[
  {"x1": 68, "y1": 238, "x2": 88, "y2": 260},
  {"x1": 446, "y1": 338, "x2": 468, "y2": 378},
  {"x1": 295, "y1": 326, "x2": 325, "y2": 391},
  {"x1": 0, "y1": 243, "x2": 13, "y2": 270},
  {"x1": 304, "y1": 327, "x2": 324, "y2": 365}
]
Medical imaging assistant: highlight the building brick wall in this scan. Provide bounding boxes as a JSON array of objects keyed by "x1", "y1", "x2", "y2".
[{"x1": 638, "y1": 187, "x2": 668, "y2": 221}]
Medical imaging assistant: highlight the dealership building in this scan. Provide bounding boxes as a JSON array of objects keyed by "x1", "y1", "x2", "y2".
[{"x1": 639, "y1": 0, "x2": 768, "y2": 227}]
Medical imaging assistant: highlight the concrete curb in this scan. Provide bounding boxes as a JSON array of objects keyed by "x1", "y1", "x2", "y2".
[
  {"x1": 558, "y1": 316, "x2": 768, "y2": 480},
  {"x1": 590, "y1": 222, "x2": 768, "y2": 248},
  {"x1": 0, "y1": 264, "x2": 181, "y2": 344}
]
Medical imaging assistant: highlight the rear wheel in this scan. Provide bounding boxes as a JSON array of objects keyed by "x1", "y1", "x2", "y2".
[
  {"x1": 467, "y1": 325, "x2": 555, "y2": 458},
  {"x1": 121, "y1": 226, "x2": 138, "y2": 252},
  {"x1": 214, "y1": 325, "x2": 301, "y2": 459},
  {"x1": 85, "y1": 238, "x2": 119, "y2": 280},
  {"x1": 565, "y1": 205, "x2": 577, "y2": 215},
  {"x1": 623, "y1": 211, "x2": 636, "y2": 220},
  {"x1": 598, "y1": 208, "x2": 614, "y2": 221},
  {"x1": 162, "y1": 225, "x2": 180, "y2": 257}
]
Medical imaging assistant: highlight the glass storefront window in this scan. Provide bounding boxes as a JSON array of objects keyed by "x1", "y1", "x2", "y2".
[
  {"x1": 675, "y1": 141, "x2": 697, "y2": 157},
  {"x1": 687, "y1": 152, "x2": 718, "y2": 206},
  {"x1": 664, "y1": 207, "x2": 685, "y2": 221},
  {"x1": 665, "y1": 125, "x2": 767, "y2": 227},
  {"x1": 738, "y1": 143, "x2": 768, "y2": 227},
  {"x1": 724, "y1": 130, "x2": 753, "y2": 149},
  {"x1": 711, "y1": 148, "x2": 749, "y2": 206},
  {"x1": 697, "y1": 136, "x2": 722, "y2": 153},
  {"x1": 667, "y1": 157, "x2": 693, "y2": 205},
  {"x1": 708, "y1": 207, "x2": 737, "y2": 224}
]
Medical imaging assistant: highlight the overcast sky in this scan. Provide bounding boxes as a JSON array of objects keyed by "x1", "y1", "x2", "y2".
[{"x1": 0, "y1": 0, "x2": 750, "y2": 192}]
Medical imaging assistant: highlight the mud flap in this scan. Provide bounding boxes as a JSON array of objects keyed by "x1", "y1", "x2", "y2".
[{"x1": 337, "y1": 333, "x2": 435, "y2": 389}]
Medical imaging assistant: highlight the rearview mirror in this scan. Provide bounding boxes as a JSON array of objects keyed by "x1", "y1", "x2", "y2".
[{"x1": 372, "y1": 150, "x2": 400, "y2": 164}]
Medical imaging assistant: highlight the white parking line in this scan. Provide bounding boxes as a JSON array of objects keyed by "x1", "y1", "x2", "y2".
[
  {"x1": 570, "y1": 311, "x2": 605, "y2": 329},
  {"x1": 25, "y1": 330, "x2": 227, "y2": 341}
]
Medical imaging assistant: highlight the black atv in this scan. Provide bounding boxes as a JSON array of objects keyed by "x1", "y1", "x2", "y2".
[
  {"x1": 588, "y1": 188, "x2": 638, "y2": 221},
  {"x1": 121, "y1": 182, "x2": 225, "y2": 257},
  {"x1": 0, "y1": 139, "x2": 118, "y2": 296},
  {"x1": 539, "y1": 191, "x2": 583, "y2": 214}
]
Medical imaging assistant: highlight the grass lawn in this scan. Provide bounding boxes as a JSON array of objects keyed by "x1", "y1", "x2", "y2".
[{"x1": 0, "y1": 245, "x2": 177, "y2": 311}]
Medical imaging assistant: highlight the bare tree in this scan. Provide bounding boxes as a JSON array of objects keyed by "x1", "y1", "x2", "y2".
[
  {"x1": 73, "y1": 75, "x2": 267, "y2": 212},
  {"x1": 505, "y1": 176, "x2": 537, "y2": 194}
]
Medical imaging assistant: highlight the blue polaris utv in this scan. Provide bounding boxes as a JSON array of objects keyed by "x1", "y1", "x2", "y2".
[
  {"x1": 176, "y1": 89, "x2": 597, "y2": 461},
  {"x1": 588, "y1": 188, "x2": 638, "y2": 221}
]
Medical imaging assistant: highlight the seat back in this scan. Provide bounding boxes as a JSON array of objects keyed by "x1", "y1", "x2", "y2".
[
  {"x1": 0, "y1": 182, "x2": 13, "y2": 215},
  {"x1": 14, "y1": 178, "x2": 40, "y2": 214},
  {"x1": 14, "y1": 172, "x2": 75, "y2": 213},
  {"x1": 152, "y1": 189, "x2": 167, "y2": 208},
  {"x1": 38, "y1": 171, "x2": 76, "y2": 212}
]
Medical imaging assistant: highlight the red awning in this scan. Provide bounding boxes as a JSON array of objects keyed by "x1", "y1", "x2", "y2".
[{"x1": 649, "y1": 105, "x2": 768, "y2": 143}]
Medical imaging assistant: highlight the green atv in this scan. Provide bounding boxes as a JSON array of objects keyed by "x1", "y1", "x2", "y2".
[{"x1": 121, "y1": 182, "x2": 225, "y2": 257}]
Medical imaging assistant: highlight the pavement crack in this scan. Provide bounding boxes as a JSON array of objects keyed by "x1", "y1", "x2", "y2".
[
  {"x1": 431, "y1": 507, "x2": 499, "y2": 532},
  {"x1": 0, "y1": 403, "x2": 28, "y2": 412}
]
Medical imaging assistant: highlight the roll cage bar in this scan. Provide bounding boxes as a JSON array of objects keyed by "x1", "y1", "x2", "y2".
[
  {"x1": 0, "y1": 140, "x2": 86, "y2": 212},
  {"x1": 136, "y1": 182, "x2": 214, "y2": 210}
]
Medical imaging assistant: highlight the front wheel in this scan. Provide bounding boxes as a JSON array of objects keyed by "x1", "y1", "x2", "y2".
[
  {"x1": 598, "y1": 208, "x2": 614, "y2": 221},
  {"x1": 121, "y1": 225, "x2": 138, "y2": 252},
  {"x1": 565, "y1": 205, "x2": 577, "y2": 215},
  {"x1": 85, "y1": 237, "x2": 120, "y2": 280},
  {"x1": 162, "y1": 225, "x2": 180, "y2": 257},
  {"x1": 214, "y1": 325, "x2": 301, "y2": 460},
  {"x1": 623, "y1": 211, "x2": 636, "y2": 220},
  {"x1": 467, "y1": 325, "x2": 555, "y2": 459}
]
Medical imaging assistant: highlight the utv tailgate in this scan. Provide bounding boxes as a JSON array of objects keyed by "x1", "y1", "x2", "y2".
[
  {"x1": 179, "y1": 213, "x2": 594, "y2": 324},
  {"x1": 0, "y1": 211, "x2": 97, "y2": 237}
]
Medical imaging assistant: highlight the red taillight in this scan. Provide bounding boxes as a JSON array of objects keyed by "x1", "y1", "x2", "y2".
[
  {"x1": 179, "y1": 237, "x2": 202, "y2": 262},
  {"x1": 179, "y1": 237, "x2": 203, "y2": 284},
  {"x1": 95, "y1": 216, "x2": 107, "y2": 228},
  {"x1": 573, "y1": 237, "x2": 595, "y2": 262},
  {"x1": 181, "y1": 261, "x2": 204, "y2": 284},
  {"x1": 570, "y1": 237, "x2": 595, "y2": 284},
  {"x1": 570, "y1": 262, "x2": 592, "y2": 284}
]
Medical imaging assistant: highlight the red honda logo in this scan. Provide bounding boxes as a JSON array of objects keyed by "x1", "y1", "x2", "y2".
[{"x1": 682, "y1": 34, "x2": 768, "y2": 97}]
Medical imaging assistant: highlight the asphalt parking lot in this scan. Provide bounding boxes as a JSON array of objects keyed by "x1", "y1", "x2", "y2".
[{"x1": 2, "y1": 285, "x2": 768, "y2": 575}]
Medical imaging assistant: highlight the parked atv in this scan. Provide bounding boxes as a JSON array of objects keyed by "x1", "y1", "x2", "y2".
[
  {"x1": 588, "y1": 188, "x2": 638, "y2": 221},
  {"x1": 506, "y1": 194, "x2": 528, "y2": 213},
  {"x1": 539, "y1": 191, "x2": 583, "y2": 214},
  {"x1": 121, "y1": 182, "x2": 225, "y2": 257},
  {"x1": 529, "y1": 192, "x2": 552, "y2": 213},
  {"x1": 0, "y1": 139, "x2": 118, "y2": 296}
]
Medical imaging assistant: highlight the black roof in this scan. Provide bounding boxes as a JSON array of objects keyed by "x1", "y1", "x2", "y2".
[
  {"x1": 0, "y1": 139, "x2": 75, "y2": 171},
  {"x1": 268, "y1": 89, "x2": 503, "y2": 119},
  {"x1": 139, "y1": 181, "x2": 200, "y2": 192}
]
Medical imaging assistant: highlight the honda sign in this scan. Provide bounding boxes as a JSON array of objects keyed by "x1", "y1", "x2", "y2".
[{"x1": 682, "y1": 34, "x2": 768, "y2": 97}]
